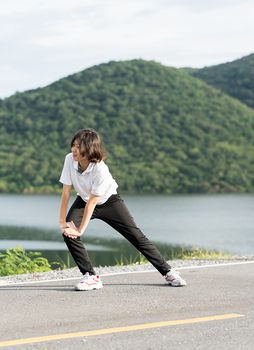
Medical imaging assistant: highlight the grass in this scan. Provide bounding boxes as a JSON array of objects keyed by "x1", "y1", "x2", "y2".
[
  {"x1": 115, "y1": 252, "x2": 148, "y2": 266},
  {"x1": 178, "y1": 247, "x2": 233, "y2": 260},
  {"x1": 0, "y1": 244, "x2": 234, "y2": 277},
  {"x1": 115, "y1": 247, "x2": 233, "y2": 266},
  {"x1": 54, "y1": 253, "x2": 72, "y2": 270}
]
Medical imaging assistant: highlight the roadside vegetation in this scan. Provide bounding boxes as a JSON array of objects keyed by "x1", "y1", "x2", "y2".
[
  {"x1": 0, "y1": 244, "x2": 233, "y2": 277},
  {"x1": 0, "y1": 247, "x2": 52, "y2": 276},
  {"x1": 115, "y1": 247, "x2": 232, "y2": 266}
]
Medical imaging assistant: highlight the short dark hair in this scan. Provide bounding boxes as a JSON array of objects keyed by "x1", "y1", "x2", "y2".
[{"x1": 70, "y1": 129, "x2": 106, "y2": 162}]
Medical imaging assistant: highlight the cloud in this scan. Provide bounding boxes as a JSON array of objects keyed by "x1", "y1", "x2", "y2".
[{"x1": 0, "y1": 0, "x2": 253, "y2": 97}]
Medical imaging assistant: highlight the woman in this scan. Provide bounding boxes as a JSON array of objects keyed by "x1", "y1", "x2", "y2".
[{"x1": 59, "y1": 128, "x2": 186, "y2": 291}]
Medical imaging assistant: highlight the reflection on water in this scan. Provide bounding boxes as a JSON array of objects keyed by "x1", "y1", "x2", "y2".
[{"x1": 0, "y1": 225, "x2": 220, "y2": 269}]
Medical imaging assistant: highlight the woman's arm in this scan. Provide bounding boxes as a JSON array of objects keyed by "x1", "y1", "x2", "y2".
[
  {"x1": 78, "y1": 194, "x2": 100, "y2": 234},
  {"x1": 59, "y1": 184, "x2": 72, "y2": 231},
  {"x1": 63, "y1": 194, "x2": 100, "y2": 238}
]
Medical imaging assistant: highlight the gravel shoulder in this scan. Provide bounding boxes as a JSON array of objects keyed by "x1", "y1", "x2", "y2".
[{"x1": 1, "y1": 256, "x2": 254, "y2": 285}]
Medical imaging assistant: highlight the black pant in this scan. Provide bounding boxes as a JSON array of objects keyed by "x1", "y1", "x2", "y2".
[{"x1": 63, "y1": 194, "x2": 171, "y2": 276}]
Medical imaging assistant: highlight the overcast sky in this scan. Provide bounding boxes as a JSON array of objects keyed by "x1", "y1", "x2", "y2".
[{"x1": 0, "y1": 0, "x2": 253, "y2": 98}]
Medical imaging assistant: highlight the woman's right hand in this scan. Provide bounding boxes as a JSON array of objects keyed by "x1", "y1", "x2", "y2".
[{"x1": 63, "y1": 221, "x2": 80, "y2": 239}]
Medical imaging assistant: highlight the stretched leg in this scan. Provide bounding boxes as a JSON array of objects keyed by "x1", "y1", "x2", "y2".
[
  {"x1": 95, "y1": 194, "x2": 171, "y2": 276},
  {"x1": 63, "y1": 196, "x2": 96, "y2": 275}
]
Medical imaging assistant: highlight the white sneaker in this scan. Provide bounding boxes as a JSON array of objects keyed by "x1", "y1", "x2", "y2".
[
  {"x1": 165, "y1": 268, "x2": 187, "y2": 287},
  {"x1": 75, "y1": 272, "x2": 103, "y2": 291}
]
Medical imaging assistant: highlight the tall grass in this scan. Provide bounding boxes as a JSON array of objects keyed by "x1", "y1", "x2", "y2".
[{"x1": 115, "y1": 246, "x2": 232, "y2": 266}]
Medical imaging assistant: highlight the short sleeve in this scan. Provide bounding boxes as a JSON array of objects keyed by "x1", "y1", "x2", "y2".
[
  {"x1": 91, "y1": 169, "x2": 110, "y2": 196},
  {"x1": 59, "y1": 155, "x2": 72, "y2": 185}
]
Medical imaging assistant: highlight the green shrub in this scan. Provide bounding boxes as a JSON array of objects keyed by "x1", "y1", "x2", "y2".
[{"x1": 0, "y1": 246, "x2": 52, "y2": 276}]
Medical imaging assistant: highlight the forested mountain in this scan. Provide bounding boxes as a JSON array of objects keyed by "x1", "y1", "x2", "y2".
[
  {"x1": 0, "y1": 59, "x2": 254, "y2": 194},
  {"x1": 190, "y1": 53, "x2": 254, "y2": 109}
]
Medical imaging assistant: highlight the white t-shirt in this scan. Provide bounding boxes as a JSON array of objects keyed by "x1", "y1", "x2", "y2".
[{"x1": 59, "y1": 153, "x2": 118, "y2": 204}]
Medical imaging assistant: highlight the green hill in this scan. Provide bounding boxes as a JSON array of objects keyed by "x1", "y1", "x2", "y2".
[
  {"x1": 190, "y1": 53, "x2": 254, "y2": 109},
  {"x1": 1, "y1": 59, "x2": 254, "y2": 194}
]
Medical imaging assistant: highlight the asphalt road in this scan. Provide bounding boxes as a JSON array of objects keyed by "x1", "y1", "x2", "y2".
[{"x1": 0, "y1": 262, "x2": 254, "y2": 350}]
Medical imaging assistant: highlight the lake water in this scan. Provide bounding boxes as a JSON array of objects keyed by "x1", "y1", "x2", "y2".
[{"x1": 0, "y1": 193, "x2": 253, "y2": 267}]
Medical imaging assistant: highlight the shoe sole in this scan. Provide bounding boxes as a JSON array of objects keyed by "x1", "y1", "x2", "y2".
[
  {"x1": 167, "y1": 281, "x2": 187, "y2": 287},
  {"x1": 75, "y1": 283, "x2": 103, "y2": 291}
]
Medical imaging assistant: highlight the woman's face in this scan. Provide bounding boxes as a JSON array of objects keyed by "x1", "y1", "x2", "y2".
[{"x1": 71, "y1": 139, "x2": 86, "y2": 162}]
